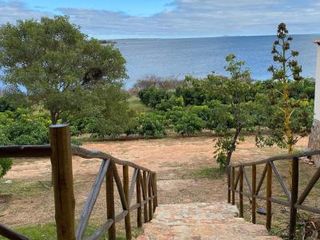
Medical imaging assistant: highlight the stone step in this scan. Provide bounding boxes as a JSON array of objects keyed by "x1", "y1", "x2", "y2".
[{"x1": 136, "y1": 202, "x2": 281, "y2": 240}]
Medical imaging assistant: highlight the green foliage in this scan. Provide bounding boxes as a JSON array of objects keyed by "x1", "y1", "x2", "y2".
[
  {"x1": 257, "y1": 23, "x2": 312, "y2": 152},
  {"x1": 138, "y1": 87, "x2": 170, "y2": 108},
  {"x1": 0, "y1": 108, "x2": 50, "y2": 178},
  {"x1": 127, "y1": 112, "x2": 166, "y2": 137},
  {"x1": 0, "y1": 159, "x2": 12, "y2": 178},
  {"x1": 166, "y1": 107, "x2": 204, "y2": 135},
  {"x1": 210, "y1": 54, "x2": 258, "y2": 168},
  {"x1": 0, "y1": 16, "x2": 126, "y2": 124},
  {"x1": 0, "y1": 108, "x2": 50, "y2": 145},
  {"x1": 175, "y1": 76, "x2": 207, "y2": 105},
  {"x1": 156, "y1": 95, "x2": 184, "y2": 111},
  {"x1": 76, "y1": 85, "x2": 132, "y2": 138}
]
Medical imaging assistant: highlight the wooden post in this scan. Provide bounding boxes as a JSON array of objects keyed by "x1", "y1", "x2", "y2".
[
  {"x1": 123, "y1": 165, "x2": 132, "y2": 240},
  {"x1": 148, "y1": 173, "x2": 153, "y2": 220},
  {"x1": 153, "y1": 173, "x2": 158, "y2": 210},
  {"x1": 239, "y1": 166, "x2": 244, "y2": 218},
  {"x1": 143, "y1": 171, "x2": 148, "y2": 223},
  {"x1": 266, "y1": 162, "x2": 272, "y2": 231},
  {"x1": 106, "y1": 163, "x2": 116, "y2": 240},
  {"x1": 227, "y1": 166, "x2": 231, "y2": 203},
  {"x1": 136, "y1": 171, "x2": 143, "y2": 228},
  {"x1": 252, "y1": 165, "x2": 257, "y2": 224},
  {"x1": 289, "y1": 157, "x2": 299, "y2": 240},
  {"x1": 50, "y1": 124, "x2": 75, "y2": 240},
  {"x1": 232, "y1": 167, "x2": 235, "y2": 205}
]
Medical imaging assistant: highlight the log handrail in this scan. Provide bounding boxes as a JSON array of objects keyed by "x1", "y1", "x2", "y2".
[
  {"x1": 0, "y1": 145, "x2": 154, "y2": 173},
  {"x1": 0, "y1": 125, "x2": 158, "y2": 240},
  {"x1": 227, "y1": 150, "x2": 320, "y2": 240}
]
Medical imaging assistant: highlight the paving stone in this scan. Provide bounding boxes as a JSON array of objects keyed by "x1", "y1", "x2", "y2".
[{"x1": 136, "y1": 202, "x2": 282, "y2": 240}]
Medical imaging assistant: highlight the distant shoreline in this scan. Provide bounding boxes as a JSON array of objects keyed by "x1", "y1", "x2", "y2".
[{"x1": 101, "y1": 33, "x2": 320, "y2": 42}]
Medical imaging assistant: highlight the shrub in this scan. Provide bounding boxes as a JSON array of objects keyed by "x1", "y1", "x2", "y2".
[
  {"x1": 127, "y1": 113, "x2": 166, "y2": 137},
  {"x1": 166, "y1": 107, "x2": 204, "y2": 135},
  {"x1": 2, "y1": 109, "x2": 50, "y2": 145},
  {"x1": 138, "y1": 87, "x2": 170, "y2": 108},
  {"x1": 156, "y1": 95, "x2": 184, "y2": 111},
  {"x1": 0, "y1": 108, "x2": 50, "y2": 178},
  {"x1": 0, "y1": 159, "x2": 13, "y2": 178}
]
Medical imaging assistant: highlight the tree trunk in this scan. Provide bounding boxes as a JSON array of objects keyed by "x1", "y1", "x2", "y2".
[
  {"x1": 226, "y1": 127, "x2": 242, "y2": 166},
  {"x1": 50, "y1": 111, "x2": 59, "y2": 125},
  {"x1": 308, "y1": 119, "x2": 320, "y2": 167}
]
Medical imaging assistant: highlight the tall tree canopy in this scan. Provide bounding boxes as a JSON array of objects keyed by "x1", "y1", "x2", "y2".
[{"x1": 0, "y1": 16, "x2": 127, "y2": 124}]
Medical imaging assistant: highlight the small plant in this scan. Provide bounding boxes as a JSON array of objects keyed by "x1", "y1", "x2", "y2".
[{"x1": 0, "y1": 158, "x2": 13, "y2": 178}]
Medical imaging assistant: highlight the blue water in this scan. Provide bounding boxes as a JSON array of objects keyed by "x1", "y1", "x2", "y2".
[
  {"x1": 0, "y1": 34, "x2": 318, "y2": 89},
  {"x1": 116, "y1": 34, "x2": 320, "y2": 88}
]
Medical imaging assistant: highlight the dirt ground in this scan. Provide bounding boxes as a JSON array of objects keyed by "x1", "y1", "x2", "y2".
[{"x1": 0, "y1": 136, "x2": 309, "y2": 227}]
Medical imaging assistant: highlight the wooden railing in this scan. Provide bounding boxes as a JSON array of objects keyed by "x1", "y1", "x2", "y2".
[
  {"x1": 0, "y1": 124, "x2": 158, "y2": 240},
  {"x1": 227, "y1": 150, "x2": 320, "y2": 240}
]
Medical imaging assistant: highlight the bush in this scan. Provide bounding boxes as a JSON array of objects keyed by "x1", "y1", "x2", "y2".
[
  {"x1": 0, "y1": 108, "x2": 50, "y2": 178},
  {"x1": 166, "y1": 107, "x2": 204, "y2": 135},
  {"x1": 0, "y1": 109, "x2": 50, "y2": 145},
  {"x1": 0, "y1": 159, "x2": 13, "y2": 178},
  {"x1": 138, "y1": 87, "x2": 170, "y2": 108},
  {"x1": 156, "y1": 95, "x2": 184, "y2": 111},
  {"x1": 127, "y1": 113, "x2": 166, "y2": 137}
]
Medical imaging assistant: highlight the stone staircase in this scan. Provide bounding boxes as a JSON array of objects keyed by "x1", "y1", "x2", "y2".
[{"x1": 136, "y1": 202, "x2": 281, "y2": 240}]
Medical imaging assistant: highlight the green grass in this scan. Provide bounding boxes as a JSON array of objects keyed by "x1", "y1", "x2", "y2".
[
  {"x1": 0, "y1": 223, "x2": 143, "y2": 240},
  {"x1": 0, "y1": 179, "x2": 51, "y2": 197},
  {"x1": 191, "y1": 167, "x2": 224, "y2": 179},
  {"x1": 128, "y1": 96, "x2": 150, "y2": 113}
]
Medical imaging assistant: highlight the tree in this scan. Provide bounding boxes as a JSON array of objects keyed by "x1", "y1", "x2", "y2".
[
  {"x1": 256, "y1": 23, "x2": 313, "y2": 187},
  {"x1": 257, "y1": 23, "x2": 312, "y2": 153},
  {"x1": 80, "y1": 85, "x2": 132, "y2": 138},
  {"x1": 208, "y1": 55, "x2": 258, "y2": 168},
  {"x1": 0, "y1": 16, "x2": 126, "y2": 124}
]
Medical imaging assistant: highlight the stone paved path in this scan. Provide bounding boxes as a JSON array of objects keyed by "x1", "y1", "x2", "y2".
[{"x1": 136, "y1": 202, "x2": 281, "y2": 240}]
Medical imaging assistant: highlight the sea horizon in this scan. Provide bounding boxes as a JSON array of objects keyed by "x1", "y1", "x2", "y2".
[
  {"x1": 112, "y1": 34, "x2": 320, "y2": 88},
  {"x1": 106, "y1": 33, "x2": 320, "y2": 41}
]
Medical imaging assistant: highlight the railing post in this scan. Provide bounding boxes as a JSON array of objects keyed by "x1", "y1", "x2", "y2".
[
  {"x1": 143, "y1": 171, "x2": 148, "y2": 223},
  {"x1": 123, "y1": 165, "x2": 132, "y2": 240},
  {"x1": 148, "y1": 173, "x2": 153, "y2": 220},
  {"x1": 252, "y1": 165, "x2": 257, "y2": 224},
  {"x1": 289, "y1": 157, "x2": 299, "y2": 240},
  {"x1": 152, "y1": 173, "x2": 158, "y2": 211},
  {"x1": 136, "y1": 171, "x2": 143, "y2": 228},
  {"x1": 50, "y1": 124, "x2": 75, "y2": 240},
  {"x1": 106, "y1": 162, "x2": 116, "y2": 240},
  {"x1": 227, "y1": 166, "x2": 231, "y2": 203},
  {"x1": 232, "y1": 167, "x2": 235, "y2": 205},
  {"x1": 266, "y1": 162, "x2": 272, "y2": 231},
  {"x1": 239, "y1": 166, "x2": 244, "y2": 218}
]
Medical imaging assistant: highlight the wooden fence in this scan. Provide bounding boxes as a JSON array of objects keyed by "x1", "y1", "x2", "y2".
[
  {"x1": 227, "y1": 150, "x2": 320, "y2": 240},
  {"x1": 0, "y1": 124, "x2": 158, "y2": 240}
]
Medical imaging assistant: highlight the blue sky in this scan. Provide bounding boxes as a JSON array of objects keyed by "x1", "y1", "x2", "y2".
[{"x1": 0, "y1": 0, "x2": 319, "y2": 39}]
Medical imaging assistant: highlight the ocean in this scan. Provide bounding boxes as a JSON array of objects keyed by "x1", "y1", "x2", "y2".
[{"x1": 115, "y1": 34, "x2": 320, "y2": 88}]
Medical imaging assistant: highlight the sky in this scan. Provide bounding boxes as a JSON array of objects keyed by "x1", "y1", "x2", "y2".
[{"x1": 0, "y1": 0, "x2": 319, "y2": 39}]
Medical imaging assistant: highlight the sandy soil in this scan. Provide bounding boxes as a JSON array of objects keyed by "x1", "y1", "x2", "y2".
[{"x1": 0, "y1": 136, "x2": 309, "y2": 227}]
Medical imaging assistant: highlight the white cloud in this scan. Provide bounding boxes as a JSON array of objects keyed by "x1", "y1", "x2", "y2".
[
  {"x1": 0, "y1": 1, "x2": 50, "y2": 24},
  {"x1": 0, "y1": 0, "x2": 319, "y2": 38}
]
